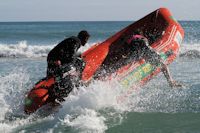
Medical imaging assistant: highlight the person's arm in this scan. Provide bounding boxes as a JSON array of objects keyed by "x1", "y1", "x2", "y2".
[
  {"x1": 160, "y1": 62, "x2": 178, "y2": 88},
  {"x1": 161, "y1": 62, "x2": 174, "y2": 87},
  {"x1": 143, "y1": 40, "x2": 182, "y2": 88}
]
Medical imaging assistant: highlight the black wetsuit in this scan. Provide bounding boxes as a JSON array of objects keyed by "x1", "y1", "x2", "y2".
[
  {"x1": 47, "y1": 36, "x2": 82, "y2": 76},
  {"x1": 95, "y1": 35, "x2": 162, "y2": 77},
  {"x1": 128, "y1": 36, "x2": 162, "y2": 66},
  {"x1": 46, "y1": 36, "x2": 83, "y2": 101}
]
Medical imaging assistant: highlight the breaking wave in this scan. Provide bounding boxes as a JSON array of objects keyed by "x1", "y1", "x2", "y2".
[
  {"x1": 0, "y1": 41, "x2": 94, "y2": 58},
  {"x1": 180, "y1": 43, "x2": 200, "y2": 58},
  {"x1": 0, "y1": 41, "x2": 53, "y2": 58},
  {"x1": 1, "y1": 41, "x2": 200, "y2": 59}
]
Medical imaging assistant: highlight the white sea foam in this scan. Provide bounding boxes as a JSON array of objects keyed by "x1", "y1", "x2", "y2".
[
  {"x1": 0, "y1": 41, "x2": 200, "y2": 59},
  {"x1": 0, "y1": 42, "x2": 198, "y2": 132},
  {"x1": 0, "y1": 41, "x2": 53, "y2": 58},
  {"x1": 0, "y1": 69, "x2": 126, "y2": 133},
  {"x1": 0, "y1": 65, "x2": 194, "y2": 132},
  {"x1": 55, "y1": 79, "x2": 130, "y2": 133},
  {"x1": 0, "y1": 41, "x2": 97, "y2": 58},
  {"x1": 179, "y1": 43, "x2": 200, "y2": 58},
  {"x1": 181, "y1": 43, "x2": 200, "y2": 52},
  {"x1": 0, "y1": 68, "x2": 30, "y2": 132},
  {"x1": 58, "y1": 75, "x2": 188, "y2": 132},
  {"x1": 62, "y1": 108, "x2": 107, "y2": 133}
]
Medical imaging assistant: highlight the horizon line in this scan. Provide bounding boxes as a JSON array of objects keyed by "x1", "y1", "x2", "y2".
[{"x1": 0, "y1": 20, "x2": 199, "y2": 23}]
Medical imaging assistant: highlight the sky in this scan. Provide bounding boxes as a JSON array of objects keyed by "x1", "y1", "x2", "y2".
[{"x1": 0, "y1": 0, "x2": 199, "y2": 22}]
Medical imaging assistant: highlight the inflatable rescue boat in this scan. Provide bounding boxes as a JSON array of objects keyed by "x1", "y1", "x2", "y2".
[{"x1": 24, "y1": 8, "x2": 184, "y2": 114}]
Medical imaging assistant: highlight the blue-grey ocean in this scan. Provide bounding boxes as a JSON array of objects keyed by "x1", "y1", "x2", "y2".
[{"x1": 0, "y1": 21, "x2": 200, "y2": 133}]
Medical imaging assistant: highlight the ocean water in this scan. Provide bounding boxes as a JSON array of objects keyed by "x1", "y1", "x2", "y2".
[{"x1": 0, "y1": 21, "x2": 200, "y2": 133}]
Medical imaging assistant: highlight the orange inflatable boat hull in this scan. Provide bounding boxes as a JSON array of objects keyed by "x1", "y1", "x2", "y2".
[{"x1": 24, "y1": 8, "x2": 184, "y2": 113}]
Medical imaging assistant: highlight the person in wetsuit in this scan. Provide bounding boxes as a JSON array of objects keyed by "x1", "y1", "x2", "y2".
[
  {"x1": 47, "y1": 30, "x2": 90, "y2": 76},
  {"x1": 47, "y1": 30, "x2": 90, "y2": 101},
  {"x1": 125, "y1": 31, "x2": 182, "y2": 88},
  {"x1": 96, "y1": 30, "x2": 182, "y2": 88}
]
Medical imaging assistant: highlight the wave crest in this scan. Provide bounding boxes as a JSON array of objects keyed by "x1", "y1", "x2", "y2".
[
  {"x1": 0, "y1": 41, "x2": 53, "y2": 58},
  {"x1": 0, "y1": 41, "x2": 94, "y2": 58},
  {"x1": 1, "y1": 42, "x2": 200, "y2": 59},
  {"x1": 179, "y1": 44, "x2": 200, "y2": 58},
  {"x1": 180, "y1": 50, "x2": 200, "y2": 58}
]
